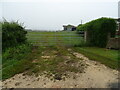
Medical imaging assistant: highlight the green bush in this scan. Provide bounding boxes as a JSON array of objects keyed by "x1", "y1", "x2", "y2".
[
  {"x1": 77, "y1": 17, "x2": 117, "y2": 47},
  {"x1": 2, "y1": 20, "x2": 27, "y2": 51}
]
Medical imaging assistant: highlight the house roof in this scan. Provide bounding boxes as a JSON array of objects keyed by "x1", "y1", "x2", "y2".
[{"x1": 63, "y1": 24, "x2": 76, "y2": 27}]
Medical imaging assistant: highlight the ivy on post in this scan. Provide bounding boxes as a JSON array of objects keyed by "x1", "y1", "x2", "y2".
[{"x1": 77, "y1": 17, "x2": 117, "y2": 48}]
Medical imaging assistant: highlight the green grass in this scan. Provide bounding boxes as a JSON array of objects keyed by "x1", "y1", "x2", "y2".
[
  {"x1": 2, "y1": 59, "x2": 33, "y2": 80},
  {"x1": 27, "y1": 31, "x2": 84, "y2": 46},
  {"x1": 2, "y1": 44, "x2": 35, "y2": 80},
  {"x1": 73, "y1": 47, "x2": 119, "y2": 69}
]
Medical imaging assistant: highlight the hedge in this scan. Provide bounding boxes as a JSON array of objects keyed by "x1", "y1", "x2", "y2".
[
  {"x1": 77, "y1": 17, "x2": 117, "y2": 47},
  {"x1": 2, "y1": 20, "x2": 27, "y2": 51}
]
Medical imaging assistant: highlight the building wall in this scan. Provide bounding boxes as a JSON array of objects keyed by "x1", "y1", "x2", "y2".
[
  {"x1": 63, "y1": 26, "x2": 76, "y2": 31},
  {"x1": 67, "y1": 27, "x2": 72, "y2": 31},
  {"x1": 64, "y1": 27, "x2": 67, "y2": 30}
]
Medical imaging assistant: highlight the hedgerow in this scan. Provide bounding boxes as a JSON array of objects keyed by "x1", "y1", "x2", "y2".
[
  {"x1": 77, "y1": 17, "x2": 117, "y2": 47},
  {"x1": 2, "y1": 20, "x2": 27, "y2": 51},
  {"x1": 2, "y1": 20, "x2": 33, "y2": 80}
]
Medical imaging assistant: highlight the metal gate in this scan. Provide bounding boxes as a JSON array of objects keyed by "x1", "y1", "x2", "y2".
[{"x1": 27, "y1": 31, "x2": 84, "y2": 46}]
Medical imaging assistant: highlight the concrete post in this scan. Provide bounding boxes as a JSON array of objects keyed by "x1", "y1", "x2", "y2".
[{"x1": 84, "y1": 31, "x2": 87, "y2": 42}]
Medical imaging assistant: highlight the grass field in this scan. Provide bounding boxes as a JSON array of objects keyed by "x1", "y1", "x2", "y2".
[{"x1": 27, "y1": 31, "x2": 85, "y2": 46}]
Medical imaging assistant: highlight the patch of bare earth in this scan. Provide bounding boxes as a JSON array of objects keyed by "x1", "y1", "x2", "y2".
[{"x1": 2, "y1": 48, "x2": 119, "y2": 88}]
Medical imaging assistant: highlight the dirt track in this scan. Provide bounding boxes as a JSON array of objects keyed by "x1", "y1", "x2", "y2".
[{"x1": 2, "y1": 51, "x2": 119, "y2": 88}]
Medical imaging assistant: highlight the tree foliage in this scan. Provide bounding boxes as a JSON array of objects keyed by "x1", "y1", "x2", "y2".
[{"x1": 77, "y1": 17, "x2": 117, "y2": 47}]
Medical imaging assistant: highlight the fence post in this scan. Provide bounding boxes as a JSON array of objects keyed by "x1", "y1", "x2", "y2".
[{"x1": 84, "y1": 31, "x2": 87, "y2": 42}]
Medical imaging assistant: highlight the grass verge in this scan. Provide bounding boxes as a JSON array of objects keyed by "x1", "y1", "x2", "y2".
[
  {"x1": 2, "y1": 44, "x2": 37, "y2": 80},
  {"x1": 73, "y1": 47, "x2": 119, "y2": 69}
]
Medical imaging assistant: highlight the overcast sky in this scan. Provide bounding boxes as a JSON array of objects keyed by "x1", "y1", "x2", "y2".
[{"x1": 1, "y1": 0, "x2": 119, "y2": 30}]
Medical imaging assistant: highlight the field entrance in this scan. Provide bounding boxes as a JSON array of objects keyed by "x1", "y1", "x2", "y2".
[{"x1": 27, "y1": 31, "x2": 84, "y2": 46}]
